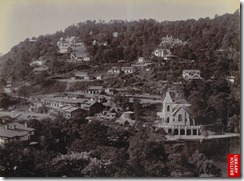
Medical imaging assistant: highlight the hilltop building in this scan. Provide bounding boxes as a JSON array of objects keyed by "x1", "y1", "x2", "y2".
[{"x1": 57, "y1": 36, "x2": 84, "y2": 53}]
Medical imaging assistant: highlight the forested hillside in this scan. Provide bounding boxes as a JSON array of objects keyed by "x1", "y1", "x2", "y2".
[{"x1": 0, "y1": 10, "x2": 240, "y2": 81}]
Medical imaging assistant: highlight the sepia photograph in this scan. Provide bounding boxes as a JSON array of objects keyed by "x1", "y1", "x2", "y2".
[{"x1": 0, "y1": 0, "x2": 241, "y2": 178}]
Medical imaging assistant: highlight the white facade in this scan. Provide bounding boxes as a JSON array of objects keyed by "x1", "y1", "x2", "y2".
[
  {"x1": 182, "y1": 70, "x2": 202, "y2": 80},
  {"x1": 57, "y1": 36, "x2": 84, "y2": 54},
  {"x1": 153, "y1": 48, "x2": 171, "y2": 57},
  {"x1": 157, "y1": 91, "x2": 201, "y2": 136}
]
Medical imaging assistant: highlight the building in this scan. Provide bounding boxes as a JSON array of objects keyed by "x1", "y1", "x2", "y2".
[
  {"x1": 70, "y1": 52, "x2": 88, "y2": 62},
  {"x1": 86, "y1": 86, "x2": 104, "y2": 95},
  {"x1": 156, "y1": 91, "x2": 201, "y2": 136},
  {"x1": 108, "y1": 67, "x2": 121, "y2": 74},
  {"x1": 42, "y1": 97, "x2": 105, "y2": 117},
  {"x1": 75, "y1": 72, "x2": 90, "y2": 80},
  {"x1": 81, "y1": 101, "x2": 105, "y2": 116},
  {"x1": 0, "y1": 123, "x2": 34, "y2": 144},
  {"x1": 60, "y1": 106, "x2": 84, "y2": 118},
  {"x1": 57, "y1": 36, "x2": 84, "y2": 54},
  {"x1": 32, "y1": 66, "x2": 49, "y2": 73},
  {"x1": 182, "y1": 70, "x2": 202, "y2": 80},
  {"x1": 153, "y1": 48, "x2": 171, "y2": 58},
  {"x1": 121, "y1": 67, "x2": 136, "y2": 74},
  {"x1": 105, "y1": 88, "x2": 114, "y2": 95},
  {"x1": 95, "y1": 75, "x2": 102, "y2": 80},
  {"x1": 159, "y1": 35, "x2": 187, "y2": 48},
  {"x1": 42, "y1": 97, "x2": 87, "y2": 109},
  {"x1": 115, "y1": 111, "x2": 135, "y2": 126},
  {"x1": 226, "y1": 75, "x2": 235, "y2": 83},
  {"x1": 113, "y1": 32, "x2": 119, "y2": 38},
  {"x1": 138, "y1": 57, "x2": 145, "y2": 63},
  {"x1": 30, "y1": 59, "x2": 46, "y2": 67},
  {"x1": 163, "y1": 54, "x2": 178, "y2": 60}
]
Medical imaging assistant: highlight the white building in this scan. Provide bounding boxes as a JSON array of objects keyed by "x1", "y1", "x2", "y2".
[
  {"x1": 153, "y1": 48, "x2": 171, "y2": 58},
  {"x1": 182, "y1": 70, "x2": 202, "y2": 80},
  {"x1": 57, "y1": 36, "x2": 84, "y2": 54},
  {"x1": 156, "y1": 91, "x2": 201, "y2": 136}
]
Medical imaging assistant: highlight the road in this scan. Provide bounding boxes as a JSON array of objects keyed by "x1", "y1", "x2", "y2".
[{"x1": 166, "y1": 133, "x2": 240, "y2": 141}]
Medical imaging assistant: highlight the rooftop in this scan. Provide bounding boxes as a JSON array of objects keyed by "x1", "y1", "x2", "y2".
[
  {"x1": 3, "y1": 122, "x2": 35, "y2": 132},
  {"x1": 0, "y1": 127, "x2": 28, "y2": 138},
  {"x1": 43, "y1": 97, "x2": 87, "y2": 104},
  {"x1": 60, "y1": 106, "x2": 81, "y2": 113},
  {"x1": 75, "y1": 72, "x2": 89, "y2": 76},
  {"x1": 89, "y1": 86, "x2": 103, "y2": 90}
]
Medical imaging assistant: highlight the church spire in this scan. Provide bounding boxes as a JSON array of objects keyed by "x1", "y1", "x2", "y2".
[{"x1": 164, "y1": 91, "x2": 173, "y2": 103}]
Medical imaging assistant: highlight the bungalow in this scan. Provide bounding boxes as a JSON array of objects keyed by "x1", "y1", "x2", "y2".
[
  {"x1": 121, "y1": 67, "x2": 135, "y2": 74},
  {"x1": 105, "y1": 88, "x2": 114, "y2": 95},
  {"x1": 182, "y1": 70, "x2": 202, "y2": 80},
  {"x1": 90, "y1": 95, "x2": 107, "y2": 103},
  {"x1": 138, "y1": 57, "x2": 145, "y2": 63},
  {"x1": 75, "y1": 72, "x2": 90, "y2": 80},
  {"x1": 95, "y1": 74, "x2": 102, "y2": 80},
  {"x1": 0, "y1": 123, "x2": 34, "y2": 144},
  {"x1": 226, "y1": 75, "x2": 235, "y2": 83},
  {"x1": 86, "y1": 86, "x2": 104, "y2": 95},
  {"x1": 108, "y1": 67, "x2": 121, "y2": 74},
  {"x1": 83, "y1": 57, "x2": 90, "y2": 62},
  {"x1": 33, "y1": 66, "x2": 49, "y2": 73},
  {"x1": 70, "y1": 50, "x2": 90, "y2": 62},
  {"x1": 113, "y1": 32, "x2": 119, "y2": 38},
  {"x1": 115, "y1": 111, "x2": 136, "y2": 126},
  {"x1": 153, "y1": 48, "x2": 171, "y2": 58},
  {"x1": 30, "y1": 59, "x2": 46, "y2": 67}
]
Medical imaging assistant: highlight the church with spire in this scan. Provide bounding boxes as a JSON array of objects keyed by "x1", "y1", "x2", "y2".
[{"x1": 156, "y1": 90, "x2": 201, "y2": 136}]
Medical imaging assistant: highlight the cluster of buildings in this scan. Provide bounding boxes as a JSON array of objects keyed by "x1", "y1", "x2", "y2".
[
  {"x1": 57, "y1": 36, "x2": 90, "y2": 63},
  {"x1": 159, "y1": 35, "x2": 187, "y2": 48},
  {"x1": 41, "y1": 94, "x2": 105, "y2": 118},
  {"x1": 57, "y1": 36, "x2": 84, "y2": 54}
]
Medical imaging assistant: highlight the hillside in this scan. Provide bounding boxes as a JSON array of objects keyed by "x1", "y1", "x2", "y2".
[{"x1": 0, "y1": 11, "x2": 240, "y2": 83}]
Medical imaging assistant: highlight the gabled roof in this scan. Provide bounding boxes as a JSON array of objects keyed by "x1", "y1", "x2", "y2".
[
  {"x1": 75, "y1": 72, "x2": 88, "y2": 76},
  {"x1": 172, "y1": 106, "x2": 191, "y2": 116},
  {"x1": 89, "y1": 86, "x2": 103, "y2": 90},
  {"x1": 4, "y1": 123, "x2": 35, "y2": 132},
  {"x1": 60, "y1": 106, "x2": 81, "y2": 113},
  {"x1": 0, "y1": 128, "x2": 29, "y2": 138}
]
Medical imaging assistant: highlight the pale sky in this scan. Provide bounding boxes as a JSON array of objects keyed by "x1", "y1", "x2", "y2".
[{"x1": 0, "y1": 0, "x2": 240, "y2": 55}]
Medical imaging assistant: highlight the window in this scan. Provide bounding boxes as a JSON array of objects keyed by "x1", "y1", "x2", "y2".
[
  {"x1": 166, "y1": 117, "x2": 170, "y2": 123},
  {"x1": 178, "y1": 114, "x2": 182, "y2": 122},
  {"x1": 167, "y1": 105, "x2": 170, "y2": 112}
]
